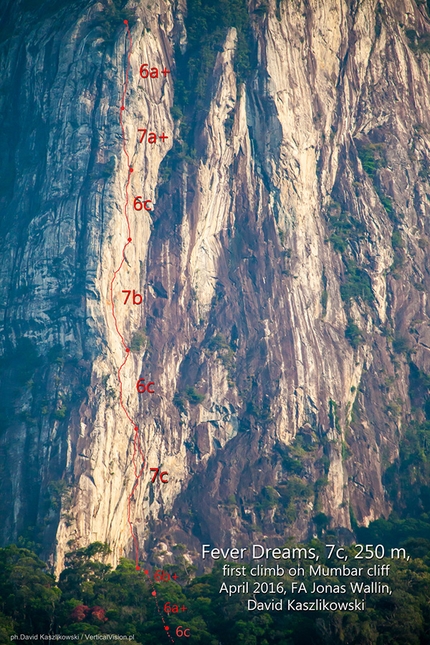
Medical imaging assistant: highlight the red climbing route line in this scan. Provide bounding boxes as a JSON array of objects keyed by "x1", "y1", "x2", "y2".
[
  {"x1": 110, "y1": 22, "x2": 175, "y2": 643},
  {"x1": 109, "y1": 20, "x2": 133, "y2": 350},
  {"x1": 109, "y1": 19, "x2": 146, "y2": 570}
]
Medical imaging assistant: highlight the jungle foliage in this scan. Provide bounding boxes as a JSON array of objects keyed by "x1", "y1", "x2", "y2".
[
  {"x1": 177, "y1": 0, "x2": 252, "y2": 112},
  {"x1": 1, "y1": 522, "x2": 430, "y2": 645},
  {"x1": 2, "y1": 415, "x2": 430, "y2": 644}
]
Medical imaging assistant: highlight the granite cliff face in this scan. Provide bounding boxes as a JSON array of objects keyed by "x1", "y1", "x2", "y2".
[{"x1": 0, "y1": 0, "x2": 429, "y2": 571}]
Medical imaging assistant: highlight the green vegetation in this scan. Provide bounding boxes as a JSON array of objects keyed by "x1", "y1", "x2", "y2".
[
  {"x1": 341, "y1": 441, "x2": 350, "y2": 460},
  {"x1": 321, "y1": 270, "x2": 328, "y2": 316},
  {"x1": 97, "y1": 1, "x2": 135, "y2": 43},
  {"x1": 325, "y1": 201, "x2": 373, "y2": 313},
  {"x1": 320, "y1": 288, "x2": 328, "y2": 315},
  {"x1": 0, "y1": 545, "x2": 60, "y2": 637},
  {"x1": 281, "y1": 451, "x2": 304, "y2": 476},
  {"x1": 256, "y1": 485, "x2": 279, "y2": 510},
  {"x1": 206, "y1": 332, "x2": 235, "y2": 370},
  {"x1": 129, "y1": 331, "x2": 147, "y2": 354},
  {"x1": 158, "y1": 0, "x2": 254, "y2": 185},
  {"x1": 357, "y1": 142, "x2": 386, "y2": 177},
  {"x1": 328, "y1": 399, "x2": 341, "y2": 431},
  {"x1": 418, "y1": 155, "x2": 430, "y2": 182},
  {"x1": 226, "y1": 494, "x2": 237, "y2": 506},
  {"x1": 379, "y1": 191, "x2": 399, "y2": 223},
  {"x1": 390, "y1": 229, "x2": 405, "y2": 276},
  {"x1": 357, "y1": 142, "x2": 399, "y2": 224},
  {"x1": 173, "y1": 391, "x2": 187, "y2": 414},
  {"x1": 392, "y1": 230, "x2": 403, "y2": 250},
  {"x1": 253, "y1": 3, "x2": 268, "y2": 16},
  {"x1": 207, "y1": 333, "x2": 229, "y2": 352},
  {"x1": 275, "y1": 434, "x2": 326, "y2": 522},
  {"x1": 285, "y1": 431, "x2": 318, "y2": 458},
  {"x1": 376, "y1": 188, "x2": 394, "y2": 215},
  {"x1": 48, "y1": 480, "x2": 72, "y2": 513},
  {"x1": 393, "y1": 335, "x2": 410, "y2": 355},
  {"x1": 384, "y1": 420, "x2": 430, "y2": 519},
  {"x1": 174, "y1": 384, "x2": 207, "y2": 410},
  {"x1": 374, "y1": 3, "x2": 382, "y2": 37},
  {"x1": 313, "y1": 511, "x2": 330, "y2": 530},
  {"x1": 54, "y1": 404, "x2": 67, "y2": 420},
  {"x1": 275, "y1": 478, "x2": 313, "y2": 522},
  {"x1": 3, "y1": 396, "x2": 430, "y2": 641},
  {"x1": 245, "y1": 400, "x2": 273, "y2": 424},
  {"x1": 181, "y1": 0, "x2": 252, "y2": 109},
  {"x1": 327, "y1": 204, "x2": 366, "y2": 253},
  {"x1": 345, "y1": 320, "x2": 364, "y2": 349},
  {"x1": 340, "y1": 259, "x2": 374, "y2": 304},
  {"x1": 324, "y1": 199, "x2": 371, "y2": 353},
  {"x1": 370, "y1": 365, "x2": 430, "y2": 550},
  {"x1": 185, "y1": 386, "x2": 205, "y2": 405},
  {"x1": 1, "y1": 527, "x2": 430, "y2": 644},
  {"x1": 386, "y1": 398, "x2": 403, "y2": 419}
]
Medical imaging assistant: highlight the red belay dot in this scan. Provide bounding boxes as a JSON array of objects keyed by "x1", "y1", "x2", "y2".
[
  {"x1": 135, "y1": 565, "x2": 140, "y2": 570},
  {"x1": 164, "y1": 626, "x2": 170, "y2": 631},
  {"x1": 144, "y1": 569, "x2": 149, "y2": 575},
  {"x1": 121, "y1": 106, "x2": 125, "y2": 110},
  {"x1": 126, "y1": 348, "x2": 130, "y2": 352},
  {"x1": 152, "y1": 591, "x2": 156, "y2": 596},
  {"x1": 128, "y1": 237, "x2": 132, "y2": 242},
  {"x1": 124, "y1": 19, "x2": 128, "y2": 24},
  {"x1": 129, "y1": 167, "x2": 133, "y2": 172}
]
